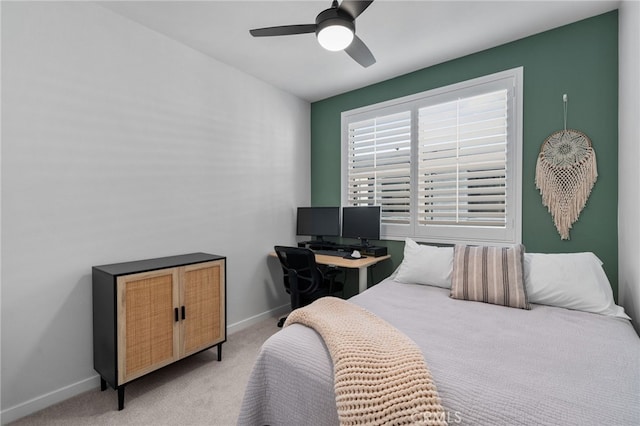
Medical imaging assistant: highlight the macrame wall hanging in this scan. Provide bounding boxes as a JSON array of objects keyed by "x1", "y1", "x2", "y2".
[{"x1": 535, "y1": 94, "x2": 597, "y2": 240}]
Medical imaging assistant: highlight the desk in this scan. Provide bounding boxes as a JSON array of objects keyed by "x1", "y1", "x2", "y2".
[{"x1": 269, "y1": 251, "x2": 390, "y2": 293}]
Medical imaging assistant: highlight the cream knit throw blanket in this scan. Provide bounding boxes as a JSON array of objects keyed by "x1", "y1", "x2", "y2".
[{"x1": 284, "y1": 297, "x2": 447, "y2": 426}]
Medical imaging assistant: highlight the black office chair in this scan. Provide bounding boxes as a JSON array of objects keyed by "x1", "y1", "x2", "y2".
[{"x1": 274, "y1": 245, "x2": 344, "y2": 327}]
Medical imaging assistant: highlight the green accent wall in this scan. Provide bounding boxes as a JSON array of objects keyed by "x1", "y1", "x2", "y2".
[{"x1": 311, "y1": 11, "x2": 619, "y2": 298}]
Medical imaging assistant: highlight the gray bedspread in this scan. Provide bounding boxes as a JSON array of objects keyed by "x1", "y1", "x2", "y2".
[{"x1": 238, "y1": 279, "x2": 640, "y2": 425}]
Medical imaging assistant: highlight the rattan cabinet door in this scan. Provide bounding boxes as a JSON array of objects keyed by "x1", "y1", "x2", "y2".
[
  {"x1": 117, "y1": 268, "x2": 180, "y2": 384},
  {"x1": 180, "y1": 260, "x2": 226, "y2": 357}
]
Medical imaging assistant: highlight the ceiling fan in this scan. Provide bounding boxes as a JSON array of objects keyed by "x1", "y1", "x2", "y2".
[{"x1": 249, "y1": 0, "x2": 376, "y2": 68}]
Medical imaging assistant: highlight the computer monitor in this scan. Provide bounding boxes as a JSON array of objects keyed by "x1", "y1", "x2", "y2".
[
  {"x1": 296, "y1": 207, "x2": 340, "y2": 241},
  {"x1": 341, "y1": 206, "x2": 381, "y2": 247}
]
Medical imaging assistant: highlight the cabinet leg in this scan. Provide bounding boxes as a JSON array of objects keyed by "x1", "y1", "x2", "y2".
[
  {"x1": 117, "y1": 386, "x2": 125, "y2": 410},
  {"x1": 217, "y1": 343, "x2": 222, "y2": 361},
  {"x1": 100, "y1": 377, "x2": 107, "y2": 391}
]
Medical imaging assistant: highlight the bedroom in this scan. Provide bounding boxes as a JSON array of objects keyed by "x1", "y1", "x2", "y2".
[{"x1": 1, "y1": 0, "x2": 639, "y2": 424}]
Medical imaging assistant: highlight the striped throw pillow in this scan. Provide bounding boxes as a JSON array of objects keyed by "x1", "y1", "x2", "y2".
[{"x1": 450, "y1": 244, "x2": 530, "y2": 309}]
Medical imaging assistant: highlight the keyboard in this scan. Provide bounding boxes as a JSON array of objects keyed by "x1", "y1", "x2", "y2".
[{"x1": 313, "y1": 249, "x2": 348, "y2": 257}]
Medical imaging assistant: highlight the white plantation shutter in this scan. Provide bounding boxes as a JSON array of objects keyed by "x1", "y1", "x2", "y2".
[
  {"x1": 418, "y1": 90, "x2": 508, "y2": 227},
  {"x1": 346, "y1": 111, "x2": 412, "y2": 226},
  {"x1": 341, "y1": 68, "x2": 522, "y2": 245}
]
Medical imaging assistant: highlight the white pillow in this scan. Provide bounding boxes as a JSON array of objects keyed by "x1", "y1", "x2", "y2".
[
  {"x1": 394, "y1": 238, "x2": 453, "y2": 288},
  {"x1": 524, "y1": 252, "x2": 630, "y2": 319}
]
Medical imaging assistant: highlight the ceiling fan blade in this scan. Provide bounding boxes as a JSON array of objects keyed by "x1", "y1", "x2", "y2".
[
  {"x1": 345, "y1": 35, "x2": 376, "y2": 67},
  {"x1": 339, "y1": 0, "x2": 374, "y2": 19},
  {"x1": 250, "y1": 24, "x2": 317, "y2": 37}
]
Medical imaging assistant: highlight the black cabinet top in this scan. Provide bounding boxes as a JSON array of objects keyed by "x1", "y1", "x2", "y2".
[{"x1": 93, "y1": 252, "x2": 225, "y2": 276}]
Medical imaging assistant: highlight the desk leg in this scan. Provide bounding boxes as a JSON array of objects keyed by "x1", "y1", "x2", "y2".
[{"x1": 358, "y1": 266, "x2": 368, "y2": 293}]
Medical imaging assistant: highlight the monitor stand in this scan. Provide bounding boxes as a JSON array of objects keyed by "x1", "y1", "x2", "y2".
[{"x1": 298, "y1": 238, "x2": 337, "y2": 250}]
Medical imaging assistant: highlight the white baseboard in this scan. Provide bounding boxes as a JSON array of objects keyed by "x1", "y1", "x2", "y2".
[
  {"x1": 1, "y1": 375, "x2": 101, "y2": 425},
  {"x1": 1, "y1": 304, "x2": 290, "y2": 425},
  {"x1": 227, "y1": 303, "x2": 289, "y2": 334}
]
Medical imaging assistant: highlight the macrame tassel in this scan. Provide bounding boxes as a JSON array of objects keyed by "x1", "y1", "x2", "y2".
[{"x1": 535, "y1": 148, "x2": 597, "y2": 240}]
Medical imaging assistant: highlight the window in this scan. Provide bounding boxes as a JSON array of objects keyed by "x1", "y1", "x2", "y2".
[
  {"x1": 345, "y1": 110, "x2": 412, "y2": 226},
  {"x1": 342, "y1": 68, "x2": 522, "y2": 245}
]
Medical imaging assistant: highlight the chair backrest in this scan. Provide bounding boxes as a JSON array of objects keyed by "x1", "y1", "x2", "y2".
[{"x1": 273, "y1": 246, "x2": 322, "y2": 295}]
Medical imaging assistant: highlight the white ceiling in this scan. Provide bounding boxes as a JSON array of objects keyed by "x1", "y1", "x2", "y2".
[{"x1": 99, "y1": 0, "x2": 619, "y2": 102}]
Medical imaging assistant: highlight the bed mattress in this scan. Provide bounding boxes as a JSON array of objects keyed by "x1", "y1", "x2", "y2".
[{"x1": 238, "y1": 279, "x2": 640, "y2": 425}]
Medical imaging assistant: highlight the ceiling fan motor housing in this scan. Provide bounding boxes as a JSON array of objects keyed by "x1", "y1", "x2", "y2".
[{"x1": 315, "y1": 7, "x2": 355, "y2": 36}]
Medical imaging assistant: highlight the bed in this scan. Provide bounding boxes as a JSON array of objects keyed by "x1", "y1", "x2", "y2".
[{"x1": 238, "y1": 242, "x2": 640, "y2": 425}]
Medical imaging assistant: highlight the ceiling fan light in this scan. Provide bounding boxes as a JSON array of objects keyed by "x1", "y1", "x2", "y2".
[{"x1": 317, "y1": 24, "x2": 354, "y2": 51}]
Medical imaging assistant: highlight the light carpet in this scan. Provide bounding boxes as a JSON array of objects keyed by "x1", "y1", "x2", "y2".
[{"x1": 9, "y1": 316, "x2": 281, "y2": 426}]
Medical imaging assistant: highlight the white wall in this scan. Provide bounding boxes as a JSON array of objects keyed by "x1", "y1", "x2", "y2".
[
  {"x1": 618, "y1": 1, "x2": 640, "y2": 335},
  {"x1": 0, "y1": 2, "x2": 309, "y2": 422}
]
